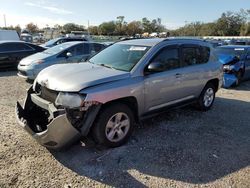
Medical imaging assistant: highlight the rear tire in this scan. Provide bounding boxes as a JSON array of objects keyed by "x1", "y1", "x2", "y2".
[
  {"x1": 91, "y1": 103, "x2": 134, "y2": 147},
  {"x1": 197, "y1": 83, "x2": 216, "y2": 111}
]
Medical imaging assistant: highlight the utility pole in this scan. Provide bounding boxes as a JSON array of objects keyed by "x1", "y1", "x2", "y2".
[
  {"x1": 3, "y1": 14, "x2": 7, "y2": 27},
  {"x1": 87, "y1": 20, "x2": 90, "y2": 35}
]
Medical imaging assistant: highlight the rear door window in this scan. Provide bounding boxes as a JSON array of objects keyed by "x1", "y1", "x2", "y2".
[
  {"x1": 91, "y1": 43, "x2": 105, "y2": 54},
  {"x1": 181, "y1": 44, "x2": 211, "y2": 67},
  {"x1": 14, "y1": 43, "x2": 33, "y2": 51},
  {"x1": 83, "y1": 43, "x2": 90, "y2": 54},
  {"x1": 75, "y1": 44, "x2": 85, "y2": 55},
  {"x1": 0, "y1": 44, "x2": 13, "y2": 52},
  {"x1": 0, "y1": 43, "x2": 33, "y2": 52}
]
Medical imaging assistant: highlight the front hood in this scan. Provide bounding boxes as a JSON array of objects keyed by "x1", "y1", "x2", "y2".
[
  {"x1": 218, "y1": 54, "x2": 240, "y2": 65},
  {"x1": 19, "y1": 52, "x2": 50, "y2": 66},
  {"x1": 36, "y1": 63, "x2": 130, "y2": 92}
]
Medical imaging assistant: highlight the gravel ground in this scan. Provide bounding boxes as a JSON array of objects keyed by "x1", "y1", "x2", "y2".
[{"x1": 0, "y1": 71, "x2": 250, "y2": 188}]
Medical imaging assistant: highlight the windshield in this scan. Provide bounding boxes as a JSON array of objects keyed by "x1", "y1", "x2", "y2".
[
  {"x1": 43, "y1": 43, "x2": 73, "y2": 54},
  {"x1": 89, "y1": 44, "x2": 150, "y2": 72},
  {"x1": 44, "y1": 38, "x2": 59, "y2": 46},
  {"x1": 215, "y1": 47, "x2": 246, "y2": 59}
]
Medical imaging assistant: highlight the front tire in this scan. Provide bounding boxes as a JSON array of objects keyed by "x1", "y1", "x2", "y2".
[
  {"x1": 91, "y1": 103, "x2": 134, "y2": 147},
  {"x1": 234, "y1": 70, "x2": 243, "y2": 87},
  {"x1": 197, "y1": 83, "x2": 216, "y2": 111}
]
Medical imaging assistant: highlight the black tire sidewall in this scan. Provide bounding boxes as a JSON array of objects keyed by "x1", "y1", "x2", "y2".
[{"x1": 92, "y1": 103, "x2": 135, "y2": 147}]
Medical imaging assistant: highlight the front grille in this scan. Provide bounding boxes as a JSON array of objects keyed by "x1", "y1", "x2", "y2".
[{"x1": 35, "y1": 83, "x2": 58, "y2": 103}]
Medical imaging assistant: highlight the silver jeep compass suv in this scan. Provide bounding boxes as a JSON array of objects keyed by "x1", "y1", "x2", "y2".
[{"x1": 16, "y1": 38, "x2": 223, "y2": 149}]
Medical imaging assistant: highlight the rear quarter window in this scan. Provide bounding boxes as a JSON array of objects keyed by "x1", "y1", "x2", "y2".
[
  {"x1": 200, "y1": 46, "x2": 210, "y2": 63},
  {"x1": 182, "y1": 47, "x2": 201, "y2": 66}
]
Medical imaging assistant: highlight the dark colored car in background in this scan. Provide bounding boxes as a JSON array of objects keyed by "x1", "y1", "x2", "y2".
[
  {"x1": 216, "y1": 45, "x2": 250, "y2": 87},
  {"x1": 0, "y1": 41, "x2": 45, "y2": 70},
  {"x1": 41, "y1": 37, "x2": 88, "y2": 48}
]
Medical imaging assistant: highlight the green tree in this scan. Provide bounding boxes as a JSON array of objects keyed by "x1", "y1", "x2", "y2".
[
  {"x1": 98, "y1": 21, "x2": 116, "y2": 35},
  {"x1": 198, "y1": 23, "x2": 217, "y2": 36},
  {"x1": 142, "y1": 17, "x2": 152, "y2": 33},
  {"x1": 126, "y1": 21, "x2": 143, "y2": 36},
  {"x1": 89, "y1": 26, "x2": 99, "y2": 35},
  {"x1": 116, "y1": 16, "x2": 125, "y2": 35},
  {"x1": 54, "y1": 24, "x2": 63, "y2": 30},
  {"x1": 26, "y1": 22, "x2": 39, "y2": 34},
  {"x1": 141, "y1": 17, "x2": 166, "y2": 33},
  {"x1": 14, "y1": 25, "x2": 21, "y2": 34},
  {"x1": 215, "y1": 11, "x2": 246, "y2": 36},
  {"x1": 63, "y1": 23, "x2": 85, "y2": 33}
]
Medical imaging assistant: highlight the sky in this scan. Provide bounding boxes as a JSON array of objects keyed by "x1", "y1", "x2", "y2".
[{"x1": 0, "y1": 0, "x2": 249, "y2": 29}]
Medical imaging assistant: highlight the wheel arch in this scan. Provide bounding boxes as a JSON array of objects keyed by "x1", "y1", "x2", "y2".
[
  {"x1": 206, "y1": 78, "x2": 220, "y2": 92},
  {"x1": 101, "y1": 96, "x2": 139, "y2": 123}
]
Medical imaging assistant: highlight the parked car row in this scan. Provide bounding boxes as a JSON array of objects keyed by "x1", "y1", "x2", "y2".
[
  {"x1": 40, "y1": 36, "x2": 88, "y2": 48},
  {"x1": 216, "y1": 45, "x2": 250, "y2": 88},
  {"x1": 16, "y1": 38, "x2": 223, "y2": 150},
  {"x1": 206, "y1": 39, "x2": 250, "y2": 47},
  {"x1": 18, "y1": 41, "x2": 106, "y2": 80},
  {"x1": 0, "y1": 40, "x2": 106, "y2": 76}
]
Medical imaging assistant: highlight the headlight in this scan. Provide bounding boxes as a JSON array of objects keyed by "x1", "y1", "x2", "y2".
[
  {"x1": 223, "y1": 64, "x2": 234, "y2": 71},
  {"x1": 32, "y1": 59, "x2": 44, "y2": 65},
  {"x1": 55, "y1": 92, "x2": 86, "y2": 108}
]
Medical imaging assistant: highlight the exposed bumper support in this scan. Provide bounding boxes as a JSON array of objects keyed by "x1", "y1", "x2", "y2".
[
  {"x1": 16, "y1": 101, "x2": 81, "y2": 150},
  {"x1": 15, "y1": 88, "x2": 100, "y2": 150}
]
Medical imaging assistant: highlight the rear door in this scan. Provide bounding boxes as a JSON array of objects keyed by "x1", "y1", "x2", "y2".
[
  {"x1": 179, "y1": 44, "x2": 211, "y2": 97},
  {"x1": 14, "y1": 43, "x2": 35, "y2": 59},
  {"x1": 0, "y1": 44, "x2": 13, "y2": 69}
]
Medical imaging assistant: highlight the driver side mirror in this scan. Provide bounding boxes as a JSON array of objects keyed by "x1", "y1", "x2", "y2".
[
  {"x1": 146, "y1": 61, "x2": 165, "y2": 73},
  {"x1": 66, "y1": 52, "x2": 72, "y2": 58}
]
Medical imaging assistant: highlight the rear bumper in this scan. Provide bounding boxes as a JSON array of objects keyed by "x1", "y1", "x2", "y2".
[{"x1": 15, "y1": 88, "x2": 81, "y2": 150}]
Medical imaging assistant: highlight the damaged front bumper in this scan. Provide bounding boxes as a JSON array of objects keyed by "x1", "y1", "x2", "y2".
[
  {"x1": 223, "y1": 73, "x2": 237, "y2": 88},
  {"x1": 15, "y1": 87, "x2": 101, "y2": 150}
]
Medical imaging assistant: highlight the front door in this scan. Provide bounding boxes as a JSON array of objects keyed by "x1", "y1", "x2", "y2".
[{"x1": 144, "y1": 45, "x2": 188, "y2": 112}]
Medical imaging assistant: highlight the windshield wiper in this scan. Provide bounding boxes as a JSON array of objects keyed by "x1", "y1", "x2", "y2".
[{"x1": 99, "y1": 63, "x2": 115, "y2": 69}]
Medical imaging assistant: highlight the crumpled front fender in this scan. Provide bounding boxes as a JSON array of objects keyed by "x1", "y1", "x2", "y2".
[{"x1": 223, "y1": 73, "x2": 237, "y2": 88}]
